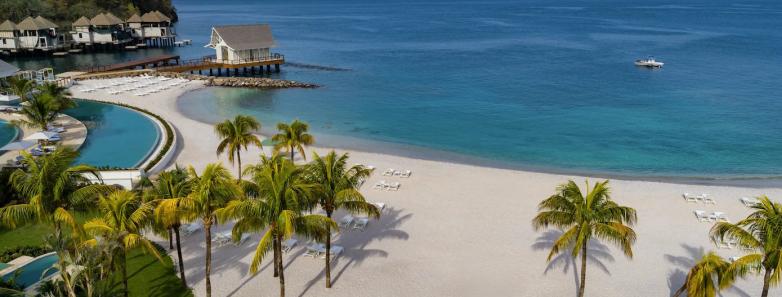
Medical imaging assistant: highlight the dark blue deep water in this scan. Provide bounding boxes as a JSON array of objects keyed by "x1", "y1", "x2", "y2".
[{"x1": 8, "y1": 0, "x2": 782, "y2": 179}]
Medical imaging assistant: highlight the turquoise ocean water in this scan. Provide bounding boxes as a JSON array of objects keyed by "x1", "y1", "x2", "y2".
[{"x1": 7, "y1": 0, "x2": 782, "y2": 180}]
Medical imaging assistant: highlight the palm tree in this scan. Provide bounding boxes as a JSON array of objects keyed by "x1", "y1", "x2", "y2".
[
  {"x1": 272, "y1": 120, "x2": 314, "y2": 162},
  {"x1": 11, "y1": 93, "x2": 60, "y2": 130},
  {"x1": 672, "y1": 251, "x2": 735, "y2": 297},
  {"x1": 83, "y1": 190, "x2": 161, "y2": 297},
  {"x1": 710, "y1": 195, "x2": 782, "y2": 297},
  {"x1": 148, "y1": 167, "x2": 191, "y2": 286},
  {"x1": 4, "y1": 76, "x2": 34, "y2": 102},
  {"x1": 532, "y1": 180, "x2": 637, "y2": 297},
  {"x1": 306, "y1": 151, "x2": 379, "y2": 288},
  {"x1": 218, "y1": 153, "x2": 334, "y2": 297},
  {"x1": 37, "y1": 82, "x2": 76, "y2": 112},
  {"x1": 215, "y1": 115, "x2": 262, "y2": 179},
  {"x1": 159, "y1": 164, "x2": 239, "y2": 297},
  {"x1": 0, "y1": 147, "x2": 114, "y2": 237}
]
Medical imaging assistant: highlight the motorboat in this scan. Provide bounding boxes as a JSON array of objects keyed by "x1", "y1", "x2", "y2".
[{"x1": 635, "y1": 56, "x2": 664, "y2": 68}]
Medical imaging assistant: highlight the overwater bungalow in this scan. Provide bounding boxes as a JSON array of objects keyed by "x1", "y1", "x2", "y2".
[
  {"x1": 71, "y1": 13, "x2": 133, "y2": 47},
  {"x1": 127, "y1": 11, "x2": 176, "y2": 47},
  {"x1": 0, "y1": 21, "x2": 20, "y2": 53},
  {"x1": 16, "y1": 16, "x2": 65, "y2": 52},
  {"x1": 206, "y1": 24, "x2": 278, "y2": 63}
]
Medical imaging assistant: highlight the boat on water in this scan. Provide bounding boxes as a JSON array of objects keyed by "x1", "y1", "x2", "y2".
[{"x1": 635, "y1": 56, "x2": 664, "y2": 68}]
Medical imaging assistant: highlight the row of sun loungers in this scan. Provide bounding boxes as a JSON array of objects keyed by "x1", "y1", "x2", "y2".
[
  {"x1": 304, "y1": 243, "x2": 344, "y2": 259},
  {"x1": 212, "y1": 231, "x2": 250, "y2": 247},
  {"x1": 682, "y1": 193, "x2": 716, "y2": 204},
  {"x1": 382, "y1": 168, "x2": 412, "y2": 178},
  {"x1": 693, "y1": 210, "x2": 729, "y2": 223},
  {"x1": 338, "y1": 215, "x2": 371, "y2": 231},
  {"x1": 76, "y1": 76, "x2": 188, "y2": 96}
]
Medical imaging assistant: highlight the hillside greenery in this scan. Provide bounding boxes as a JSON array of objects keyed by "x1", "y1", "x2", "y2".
[{"x1": 0, "y1": 0, "x2": 177, "y2": 25}]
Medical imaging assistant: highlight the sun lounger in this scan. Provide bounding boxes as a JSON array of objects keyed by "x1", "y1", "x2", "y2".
[
  {"x1": 373, "y1": 180, "x2": 387, "y2": 190},
  {"x1": 321, "y1": 245, "x2": 343, "y2": 259},
  {"x1": 740, "y1": 197, "x2": 760, "y2": 207},
  {"x1": 282, "y1": 238, "x2": 298, "y2": 253},
  {"x1": 382, "y1": 168, "x2": 395, "y2": 176},
  {"x1": 694, "y1": 210, "x2": 711, "y2": 222},
  {"x1": 372, "y1": 202, "x2": 385, "y2": 212},
  {"x1": 710, "y1": 212, "x2": 729, "y2": 222},
  {"x1": 386, "y1": 182, "x2": 400, "y2": 191},
  {"x1": 400, "y1": 170, "x2": 412, "y2": 178},
  {"x1": 183, "y1": 222, "x2": 202, "y2": 236},
  {"x1": 682, "y1": 193, "x2": 698, "y2": 203},
  {"x1": 352, "y1": 218, "x2": 369, "y2": 231},
  {"x1": 338, "y1": 215, "x2": 354, "y2": 229},
  {"x1": 702, "y1": 194, "x2": 716, "y2": 205},
  {"x1": 304, "y1": 243, "x2": 324, "y2": 257}
]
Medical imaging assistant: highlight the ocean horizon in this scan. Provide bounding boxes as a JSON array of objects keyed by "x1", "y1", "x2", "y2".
[{"x1": 8, "y1": 0, "x2": 782, "y2": 180}]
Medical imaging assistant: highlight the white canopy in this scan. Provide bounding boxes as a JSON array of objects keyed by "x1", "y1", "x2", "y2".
[
  {"x1": 25, "y1": 131, "x2": 59, "y2": 141},
  {"x1": 0, "y1": 59, "x2": 19, "y2": 78},
  {"x1": 0, "y1": 140, "x2": 35, "y2": 151}
]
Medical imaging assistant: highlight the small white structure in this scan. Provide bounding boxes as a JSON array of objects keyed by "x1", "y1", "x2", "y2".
[
  {"x1": 0, "y1": 20, "x2": 20, "y2": 52},
  {"x1": 83, "y1": 169, "x2": 145, "y2": 190},
  {"x1": 206, "y1": 24, "x2": 277, "y2": 63},
  {"x1": 16, "y1": 16, "x2": 64, "y2": 51},
  {"x1": 0, "y1": 59, "x2": 20, "y2": 104}
]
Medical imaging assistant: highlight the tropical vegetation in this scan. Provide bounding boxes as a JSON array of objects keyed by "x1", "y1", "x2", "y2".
[
  {"x1": 0, "y1": 0, "x2": 177, "y2": 24},
  {"x1": 215, "y1": 115, "x2": 262, "y2": 179},
  {"x1": 532, "y1": 180, "x2": 637, "y2": 297},
  {"x1": 272, "y1": 120, "x2": 314, "y2": 162},
  {"x1": 672, "y1": 251, "x2": 734, "y2": 297}
]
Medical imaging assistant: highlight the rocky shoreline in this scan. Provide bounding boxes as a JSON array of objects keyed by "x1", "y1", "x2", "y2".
[{"x1": 74, "y1": 71, "x2": 319, "y2": 89}]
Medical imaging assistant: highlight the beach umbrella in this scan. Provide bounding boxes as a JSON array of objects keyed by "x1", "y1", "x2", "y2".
[
  {"x1": 25, "y1": 131, "x2": 59, "y2": 141},
  {"x1": 0, "y1": 140, "x2": 35, "y2": 151}
]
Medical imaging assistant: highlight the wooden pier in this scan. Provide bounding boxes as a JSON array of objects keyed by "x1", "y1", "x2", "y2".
[
  {"x1": 154, "y1": 54, "x2": 285, "y2": 75},
  {"x1": 82, "y1": 54, "x2": 180, "y2": 73}
]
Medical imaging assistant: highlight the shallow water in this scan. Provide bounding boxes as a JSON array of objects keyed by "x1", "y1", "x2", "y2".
[{"x1": 10, "y1": 0, "x2": 782, "y2": 178}]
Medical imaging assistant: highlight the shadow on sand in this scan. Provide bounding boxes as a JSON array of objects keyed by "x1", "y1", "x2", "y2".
[{"x1": 532, "y1": 230, "x2": 615, "y2": 297}]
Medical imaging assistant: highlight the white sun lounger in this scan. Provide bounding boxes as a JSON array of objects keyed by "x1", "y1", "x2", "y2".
[
  {"x1": 183, "y1": 222, "x2": 202, "y2": 236},
  {"x1": 373, "y1": 180, "x2": 387, "y2": 190},
  {"x1": 740, "y1": 197, "x2": 760, "y2": 207},
  {"x1": 338, "y1": 215, "x2": 354, "y2": 229},
  {"x1": 320, "y1": 245, "x2": 343, "y2": 259},
  {"x1": 710, "y1": 212, "x2": 729, "y2": 223},
  {"x1": 352, "y1": 218, "x2": 369, "y2": 231},
  {"x1": 694, "y1": 210, "x2": 711, "y2": 222},
  {"x1": 702, "y1": 194, "x2": 716, "y2": 204},
  {"x1": 682, "y1": 193, "x2": 698, "y2": 203},
  {"x1": 382, "y1": 168, "x2": 395, "y2": 176},
  {"x1": 282, "y1": 238, "x2": 298, "y2": 253},
  {"x1": 386, "y1": 182, "x2": 400, "y2": 191},
  {"x1": 400, "y1": 170, "x2": 412, "y2": 178},
  {"x1": 304, "y1": 243, "x2": 324, "y2": 257}
]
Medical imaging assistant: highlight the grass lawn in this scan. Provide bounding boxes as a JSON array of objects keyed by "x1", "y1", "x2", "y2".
[{"x1": 0, "y1": 212, "x2": 192, "y2": 297}]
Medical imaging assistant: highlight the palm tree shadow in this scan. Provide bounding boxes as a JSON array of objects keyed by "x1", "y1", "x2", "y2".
[
  {"x1": 297, "y1": 207, "x2": 411, "y2": 297},
  {"x1": 532, "y1": 230, "x2": 615, "y2": 296},
  {"x1": 664, "y1": 244, "x2": 751, "y2": 297}
]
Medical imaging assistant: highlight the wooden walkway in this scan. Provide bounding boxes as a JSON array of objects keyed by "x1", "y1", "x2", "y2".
[
  {"x1": 155, "y1": 54, "x2": 285, "y2": 74},
  {"x1": 82, "y1": 55, "x2": 181, "y2": 73}
]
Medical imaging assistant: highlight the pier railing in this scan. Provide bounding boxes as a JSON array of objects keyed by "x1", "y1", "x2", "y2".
[{"x1": 154, "y1": 54, "x2": 284, "y2": 72}]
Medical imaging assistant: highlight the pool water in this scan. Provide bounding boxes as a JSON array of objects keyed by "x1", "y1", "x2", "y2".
[
  {"x1": 0, "y1": 120, "x2": 18, "y2": 148},
  {"x1": 64, "y1": 100, "x2": 160, "y2": 168},
  {"x1": 0, "y1": 253, "x2": 59, "y2": 289}
]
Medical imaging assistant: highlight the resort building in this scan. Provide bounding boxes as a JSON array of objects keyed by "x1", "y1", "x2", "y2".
[
  {"x1": 0, "y1": 21, "x2": 20, "y2": 53},
  {"x1": 70, "y1": 13, "x2": 133, "y2": 46},
  {"x1": 0, "y1": 59, "x2": 20, "y2": 104},
  {"x1": 127, "y1": 11, "x2": 176, "y2": 47},
  {"x1": 16, "y1": 16, "x2": 65, "y2": 51},
  {"x1": 206, "y1": 24, "x2": 278, "y2": 63}
]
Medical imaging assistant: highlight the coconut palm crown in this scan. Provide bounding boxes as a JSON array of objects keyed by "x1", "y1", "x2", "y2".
[
  {"x1": 272, "y1": 120, "x2": 314, "y2": 162},
  {"x1": 215, "y1": 115, "x2": 262, "y2": 178}
]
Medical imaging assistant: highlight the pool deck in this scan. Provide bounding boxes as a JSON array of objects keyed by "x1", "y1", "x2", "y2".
[
  {"x1": 0, "y1": 255, "x2": 33, "y2": 276},
  {"x1": 0, "y1": 112, "x2": 88, "y2": 167}
]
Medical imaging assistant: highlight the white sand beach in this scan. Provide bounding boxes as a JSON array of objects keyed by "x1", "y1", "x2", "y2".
[{"x1": 71, "y1": 79, "x2": 780, "y2": 297}]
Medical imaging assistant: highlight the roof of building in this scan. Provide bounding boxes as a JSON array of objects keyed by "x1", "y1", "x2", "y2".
[
  {"x1": 35, "y1": 16, "x2": 58, "y2": 28},
  {"x1": 90, "y1": 13, "x2": 123, "y2": 26},
  {"x1": 127, "y1": 14, "x2": 142, "y2": 23},
  {"x1": 0, "y1": 20, "x2": 16, "y2": 31},
  {"x1": 104, "y1": 12, "x2": 125, "y2": 25},
  {"x1": 72, "y1": 16, "x2": 91, "y2": 27},
  {"x1": 16, "y1": 16, "x2": 54, "y2": 30},
  {"x1": 0, "y1": 59, "x2": 19, "y2": 78},
  {"x1": 211, "y1": 24, "x2": 276, "y2": 51},
  {"x1": 141, "y1": 11, "x2": 170, "y2": 23}
]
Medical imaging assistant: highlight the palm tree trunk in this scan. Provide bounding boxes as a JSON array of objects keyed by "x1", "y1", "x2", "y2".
[
  {"x1": 174, "y1": 225, "x2": 187, "y2": 286},
  {"x1": 236, "y1": 151, "x2": 242, "y2": 180},
  {"x1": 672, "y1": 284, "x2": 686, "y2": 297},
  {"x1": 204, "y1": 220, "x2": 213, "y2": 297},
  {"x1": 273, "y1": 235, "x2": 279, "y2": 277},
  {"x1": 290, "y1": 146, "x2": 294, "y2": 162},
  {"x1": 122, "y1": 248, "x2": 129, "y2": 297},
  {"x1": 578, "y1": 244, "x2": 587, "y2": 297},
  {"x1": 168, "y1": 228, "x2": 174, "y2": 249},
  {"x1": 761, "y1": 268, "x2": 772, "y2": 297},
  {"x1": 276, "y1": 233, "x2": 285, "y2": 297},
  {"x1": 325, "y1": 212, "x2": 333, "y2": 288}
]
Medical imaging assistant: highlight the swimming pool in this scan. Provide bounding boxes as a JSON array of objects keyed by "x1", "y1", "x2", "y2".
[
  {"x1": 0, "y1": 120, "x2": 18, "y2": 148},
  {"x1": 0, "y1": 253, "x2": 59, "y2": 289},
  {"x1": 64, "y1": 100, "x2": 160, "y2": 168}
]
